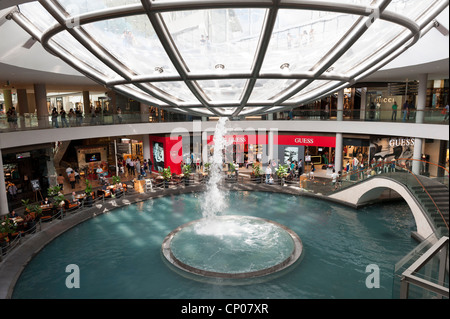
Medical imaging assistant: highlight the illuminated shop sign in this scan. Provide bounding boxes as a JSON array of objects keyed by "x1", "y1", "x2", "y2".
[
  {"x1": 277, "y1": 135, "x2": 336, "y2": 147},
  {"x1": 389, "y1": 137, "x2": 415, "y2": 147},
  {"x1": 374, "y1": 97, "x2": 397, "y2": 104}
]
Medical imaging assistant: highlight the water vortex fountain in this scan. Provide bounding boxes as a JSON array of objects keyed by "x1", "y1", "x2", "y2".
[{"x1": 162, "y1": 118, "x2": 303, "y2": 282}]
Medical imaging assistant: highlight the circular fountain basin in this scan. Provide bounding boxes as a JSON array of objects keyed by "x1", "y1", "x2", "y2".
[{"x1": 161, "y1": 215, "x2": 303, "y2": 280}]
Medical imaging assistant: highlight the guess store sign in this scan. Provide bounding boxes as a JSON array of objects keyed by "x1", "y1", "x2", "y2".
[
  {"x1": 207, "y1": 135, "x2": 268, "y2": 145},
  {"x1": 276, "y1": 135, "x2": 336, "y2": 147}
]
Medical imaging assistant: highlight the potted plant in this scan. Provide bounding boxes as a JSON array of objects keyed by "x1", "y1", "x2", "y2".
[
  {"x1": 84, "y1": 180, "x2": 94, "y2": 207},
  {"x1": 251, "y1": 163, "x2": 262, "y2": 183},
  {"x1": 276, "y1": 164, "x2": 289, "y2": 185},
  {"x1": 112, "y1": 175, "x2": 121, "y2": 186},
  {"x1": 162, "y1": 167, "x2": 172, "y2": 188},
  {"x1": 182, "y1": 164, "x2": 192, "y2": 186},
  {"x1": 47, "y1": 185, "x2": 66, "y2": 208},
  {"x1": 0, "y1": 217, "x2": 17, "y2": 245},
  {"x1": 21, "y1": 199, "x2": 43, "y2": 219},
  {"x1": 228, "y1": 162, "x2": 236, "y2": 179},
  {"x1": 203, "y1": 162, "x2": 211, "y2": 182}
]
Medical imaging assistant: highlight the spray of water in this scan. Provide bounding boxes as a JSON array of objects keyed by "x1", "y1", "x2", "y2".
[{"x1": 200, "y1": 117, "x2": 229, "y2": 219}]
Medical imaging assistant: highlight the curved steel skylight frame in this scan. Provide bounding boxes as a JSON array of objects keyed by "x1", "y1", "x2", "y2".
[{"x1": 9, "y1": 0, "x2": 449, "y2": 117}]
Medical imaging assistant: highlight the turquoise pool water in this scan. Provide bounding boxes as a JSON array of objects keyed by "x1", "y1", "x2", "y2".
[{"x1": 12, "y1": 191, "x2": 417, "y2": 299}]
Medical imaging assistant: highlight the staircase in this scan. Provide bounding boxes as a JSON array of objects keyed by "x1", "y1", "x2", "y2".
[
  {"x1": 53, "y1": 140, "x2": 71, "y2": 169},
  {"x1": 411, "y1": 182, "x2": 449, "y2": 235}
]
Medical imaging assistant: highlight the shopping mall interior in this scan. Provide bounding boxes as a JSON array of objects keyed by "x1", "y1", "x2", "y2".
[{"x1": 0, "y1": 0, "x2": 449, "y2": 303}]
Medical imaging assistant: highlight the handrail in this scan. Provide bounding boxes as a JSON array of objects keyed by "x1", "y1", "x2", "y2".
[
  {"x1": 0, "y1": 107, "x2": 448, "y2": 133},
  {"x1": 398, "y1": 163, "x2": 449, "y2": 231},
  {"x1": 327, "y1": 158, "x2": 449, "y2": 231}
]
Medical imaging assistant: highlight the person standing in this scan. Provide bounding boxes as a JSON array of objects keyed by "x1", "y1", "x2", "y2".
[
  {"x1": 51, "y1": 107, "x2": 59, "y2": 128},
  {"x1": 265, "y1": 163, "x2": 272, "y2": 184},
  {"x1": 68, "y1": 171, "x2": 76, "y2": 189},
  {"x1": 444, "y1": 104, "x2": 449, "y2": 122},
  {"x1": 331, "y1": 169, "x2": 338, "y2": 189},
  {"x1": 60, "y1": 107, "x2": 69, "y2": 127},
  {"x1": 402, "y1": 101, "x2": 409, "y2": 122},
  {"x1": 75, "y1": 107, "x2": 83, "y2": 126},
  {"x1": 148, "y1": 158, "x2": 153, "y2": 175},
  {"x1": 391, "y1": 101, "x2": 398, "y2": 121},
  {"x1": 57, "y1": 173, "x2": 65, "y2": 191},
  {"x1": 298, "y1": 159, "x2": 303, "y2": 177}
]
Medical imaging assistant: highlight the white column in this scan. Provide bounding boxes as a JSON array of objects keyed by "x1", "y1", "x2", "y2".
[
  {"x1": 412, "y1": 138, "x2": 423, "y2": 175},
  {"x1": 140, "y1": 103, "x2": 150, "y2": 123},
  {"x1": 0, "y1": 149, "x2": 9, "y2": 216},
  {"x1": 360, "y1": 87, "x2": 367, "y2": 120},
  {"x1": 268, "y1": 130, "x2": 274, "y2": 162},
  {"x1": 337, "y1": 89, "x2": 344, "y2": 122},
  {"x1": 412, "y1": 74, "x2": 428, "y2": 174},
  {"x1": 34, "y1": 83, "x2": 48, "y2": 129},
  {"x1": 143, "y1": 135, "x2": 151, "y2": 161},
  {"x1": 416, "y1": 73, "x2": 428, "y2": 124},
  {"x1": 335, "y1": 133, "x2": 343, "y2": 173},
  {"x1": 83, "y1": 91, "x2": 90, "y2": 115}
]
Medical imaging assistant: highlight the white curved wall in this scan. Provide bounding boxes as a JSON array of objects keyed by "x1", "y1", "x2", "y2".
[{"x1": 381, "y1": 7, "x2": 449, "y2": 71}]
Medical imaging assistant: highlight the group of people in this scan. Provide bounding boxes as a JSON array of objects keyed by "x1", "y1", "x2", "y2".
[
  {"x1": 6, "y1": 107, "x2": 18, "y2": 128},
  {"x1": 120, "y1": 157, "x2": 153, "y2": 179},
  {"x1": 51, "y1": 106, "x2": 84, "y2": 128},
  {"x1": 56, "y1": 166, "x2": 81, "y2": 191}
]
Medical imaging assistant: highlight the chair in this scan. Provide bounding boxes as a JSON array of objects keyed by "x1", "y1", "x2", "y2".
[{"x1": 145, "y1": 179, "x2": 153, "y2": 192}]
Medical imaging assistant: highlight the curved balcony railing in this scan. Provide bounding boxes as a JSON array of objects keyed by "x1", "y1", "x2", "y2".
[{"x1": 0, "y1": 107, "x2": 448, "y2": 133}]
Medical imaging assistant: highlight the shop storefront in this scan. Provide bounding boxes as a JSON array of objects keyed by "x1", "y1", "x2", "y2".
[
  {"x1": 276, "y1": 135, "x2": 336, "y2": 168},
  {"x1": 206, "y1": 134, "x2": 267, "y2": 168},
  {"x1": 2, "y1": 145, "x2": 54, "y2": 209},
  {"x1": 149, "y1": 135, "x2": 183, "y2": 174},
  {"x1": 343, "y1": 137, "x2": 370, "y2": 169},
  {"x1": 369, "y1": 136, "x2": 415, "y2": 168}
]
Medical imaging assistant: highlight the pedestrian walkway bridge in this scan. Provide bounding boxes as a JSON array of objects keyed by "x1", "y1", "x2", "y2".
[{"x1": 328, "y1": 171, "x2": 448, "y2": 240}]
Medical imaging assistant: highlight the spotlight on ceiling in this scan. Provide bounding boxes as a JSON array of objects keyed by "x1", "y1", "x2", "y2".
[
  {"x1": 280, "y1": 63, "x2": 290, "y2": 74},
  {"x1": 215, "y1": 64, "x2": 225, "y2": 71},
  {"x1": 154, "y1": 67, "x2": 164, "y2": 74},
  {"x1": 280, "y1": 63, "x2": 290, "y2": 70}
]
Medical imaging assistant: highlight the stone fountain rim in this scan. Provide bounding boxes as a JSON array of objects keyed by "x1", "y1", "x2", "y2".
[{"x1": 161, "y1": 215, "x2": 303, "y2": 279}]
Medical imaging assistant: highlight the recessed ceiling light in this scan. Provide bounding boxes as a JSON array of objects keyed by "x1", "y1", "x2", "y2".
[
  {"x1": 154, "y1": 67, "x2": 164, "y2": 73},
  {"x1": 280, "y1": 63, "x2": 290, "y2": 70},
  {"x1": 215, "y1": 64, "x2": 225, "y2": 70}
]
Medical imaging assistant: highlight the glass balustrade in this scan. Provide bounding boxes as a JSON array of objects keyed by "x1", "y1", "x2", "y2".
[{"x1": 0, "y1": 108, "x2": 448, "y2": 133}]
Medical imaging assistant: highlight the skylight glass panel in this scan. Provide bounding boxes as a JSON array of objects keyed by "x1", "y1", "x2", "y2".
[
  {"x1": 387, "y1": 0, "x2": 438, "y2": 22},
  {"x1": 249, "y1": 79, "x2": 298, "y2": 103},
  {"x1": 261, "y1": 9, "x2": 360, "y2": 74},
  {"x1": 19, "y1": 2, "x2": 59, "y2": 32},
  {"x1": 196, "y1": 79, "x2": 247, "y2": 103},
  {"x1": 150, "y1": 81, "x2": 199, "y2": 103},
  {"x1": 51, "y1": 30, "x2": 119, "y2": 79},
  {"x1": 83, "y1": 15, "x2": 176, "y2": 76},
  {"x1": 287, "y1": 80, "x2": 335, "y2": 103},
  {"x1": 330, "y1": 19, "x2": 405, "y2": 75},
  {"x1": 161, "y1": 8, "x2": 266, "y2": 73},
  {"x1": 56, "y1": 0, "x2": 141, "y2": 15}
]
